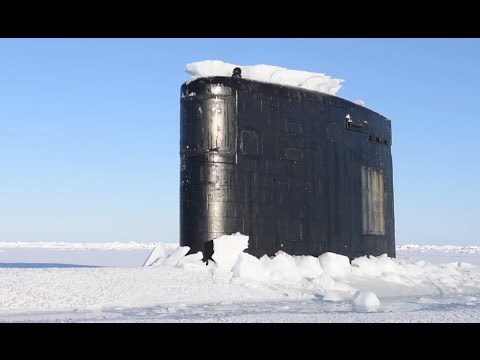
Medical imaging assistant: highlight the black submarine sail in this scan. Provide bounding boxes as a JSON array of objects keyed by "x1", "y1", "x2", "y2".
[{"x1": 180, "y1": 67, "x2": 395, "y2": 260}]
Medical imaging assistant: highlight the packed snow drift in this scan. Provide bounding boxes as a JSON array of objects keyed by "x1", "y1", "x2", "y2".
[
  {"x1": 1, "y1": 234, "x2": 480, "y2": 322},
  {"x1": 185, "y1": 60, "x2": 344, "y2": 96},
  {"x1": 143, "y1": 233, "x2": 480, "y2": 302}
]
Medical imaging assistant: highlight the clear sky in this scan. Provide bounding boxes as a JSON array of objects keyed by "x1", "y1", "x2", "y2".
[{"x1": 0, "y1": 38, "x2": 479, "y2": 245}]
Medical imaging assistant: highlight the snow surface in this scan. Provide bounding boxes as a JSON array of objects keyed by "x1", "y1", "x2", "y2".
[
  {"x1": 185, "y1": 60, "x2": 344, "y2": 96},
  {"x1": 1, "y1": 237, "x2": 480, "y2": 322},
  {"x1": 0, "y1": 241, "x2": 160, "y2": 250},
  {"x1": 398, "y1": 244, "x2": 480, "y2": 254}
]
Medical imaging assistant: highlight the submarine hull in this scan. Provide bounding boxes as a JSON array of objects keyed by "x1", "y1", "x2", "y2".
[{"x1": 180, "y1": 76, "x2": 395, "y2": 260}]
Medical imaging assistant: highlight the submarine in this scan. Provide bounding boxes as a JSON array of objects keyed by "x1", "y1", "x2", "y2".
[{"x1": 180, "y1": 67, "x2": 395, "y2": 260}]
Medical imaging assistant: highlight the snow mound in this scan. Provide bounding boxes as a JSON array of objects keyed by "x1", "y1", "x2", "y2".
[
  {"x1": 145, "y1": 246, "x2": 190, "y2": 267},
  {"x1": 351, "y1": 254, "x2": 398, "y2": 277},
  {"x1": 212, "y1": 233, "x2": 249, "y2": 272},
  {"x1": 232, "y1": 253, "x2": 269, "y2": 281},
  {"x1": 185, "y1": 60, "x2": 344, "y2": 96},
  {"x1": 162, "y1": 246, "x2": 191, "y2": 267},
  {"x1": 318, "y1": 252, "x2": 351, "y2": 278},
  {"x1": 352, "y1": 289, "x2": 381, "y2": 311},
  {"x1": 312, "y1": 273, "x2": 336, "y2": 291},
  {"x1": 177, "y1": 251, "x2": 205, "y2": 271},
  {"x1": 295, "y1": 255, "x2": 324, "y2": 279},
  {"x1": 141, "y1": 234, "x2": 480, "y2": 303},
  {"x1": 143, "y1": 244, "x2": 166, "y2": 267},
  {"x1": 261, "y1": 251, "x2": 303, "y2": 282}
]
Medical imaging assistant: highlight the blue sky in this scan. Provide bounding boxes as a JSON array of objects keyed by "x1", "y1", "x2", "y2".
[{"x1": 0, "y1": 38, "x2": 479, "y2": 245}]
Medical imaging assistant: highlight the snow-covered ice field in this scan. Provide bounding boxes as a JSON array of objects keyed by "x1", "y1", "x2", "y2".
[{"x1": 1, "y1": 237, "x2": 480, "y2": 323}]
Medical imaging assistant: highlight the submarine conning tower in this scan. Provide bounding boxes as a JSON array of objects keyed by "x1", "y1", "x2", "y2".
[{"x1": 180, "y1": 71, "x2": 395, "y2": 260}]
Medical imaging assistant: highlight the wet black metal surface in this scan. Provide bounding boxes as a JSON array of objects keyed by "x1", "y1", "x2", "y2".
[{"x1": 180, "y1": 76, "x2": 395, "y2": 260}]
